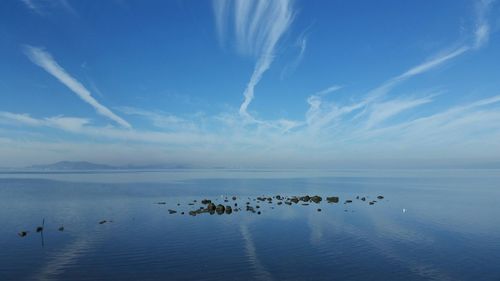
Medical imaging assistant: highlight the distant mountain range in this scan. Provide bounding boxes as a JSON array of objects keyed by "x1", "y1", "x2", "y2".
[{"x1": 27, "y1": 161, "x2": 191, "y2": 170}]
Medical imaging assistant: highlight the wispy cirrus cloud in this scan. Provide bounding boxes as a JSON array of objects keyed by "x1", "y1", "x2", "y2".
[
  {"x1": 213, "y1": 0, "x2": 295, "y2": 120},
  {"x1": 474, "y1": 0, "x2": 496, "y2": 49},
  {"x1": 20, "y1": 0, "x2": 76, "y2": 15},
  {"x1": 24, "y1": 46, "x2": 131, "y2": 128}
]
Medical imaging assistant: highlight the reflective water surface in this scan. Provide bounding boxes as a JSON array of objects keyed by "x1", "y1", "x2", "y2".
[{"x1": 1, "y1": 169, "x2": 499, "y2": 281}]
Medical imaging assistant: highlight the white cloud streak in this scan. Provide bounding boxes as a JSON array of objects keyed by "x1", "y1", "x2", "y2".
[
  {"x1": 474, "y1": 0, "x2": 496, "y2": 49},
  {"x1": 213, "y1": 0, "x2": 295, "y2": 120},
  {"x1": 24, "y1": 46, "x2": 131, "y2": 128}
]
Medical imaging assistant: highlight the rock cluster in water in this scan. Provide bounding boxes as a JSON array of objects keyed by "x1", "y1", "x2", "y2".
[
  {"x1": 161, "y1": 194, "x2": 385, "y2": 217},
  {"x1": 18, "y1": 194, "x2": 385, "y2": 237}
]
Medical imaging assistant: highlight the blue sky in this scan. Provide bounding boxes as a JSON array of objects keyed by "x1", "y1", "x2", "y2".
[{"x1": 1, "y1": 0, "x2": 500, "y2": 168}]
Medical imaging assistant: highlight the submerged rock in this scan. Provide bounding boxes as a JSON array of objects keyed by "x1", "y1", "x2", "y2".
[
  {"x1": 290, "y1": 197, "x2": 299, "y2": 204},
  {"x1": 285, "y1": 201, "x2": 292, "y2": 205},
  {"x1": 18, "y1": 231, "x2": 28, "y2": 237},
  {"x1": 58, "y1": 226, "x2": 64, "y2": 232},
  {"x1": 99, "y1": 220, "x2": 107, "y2": 224},
  {"x1": 361, "y1": 197, "x2": 366, "y2": 201},
  {"x1": 327, "y1": 197, "x2": 339, "y2": 203},
  {"x1": 232, "y1": 196, "x2": 237, "y2": 201},
  {"x1": 377, "y1": 195, "x2": 384, "y2": 199},
  {"x1": 344, "y1": 200, "x2": 353, "y2": 204},
  {"x1": 317, "y1": 208, "x2": 322, "y2": 212},
  {"x1": 277, "y1": 202, "x2": 283, "y2": 205},
  {"x1": 168, "y1": 209, "x2": 177, "y2": 214},
  {"x1": 156, "y1": 202, "x2": 166, "y2": 205},
  {"x1": 201, "y1": 199, "x2": 212, "y2": 205},
  {"x1": 369, "y1": 202, "x2": 374, "y2": 205}
]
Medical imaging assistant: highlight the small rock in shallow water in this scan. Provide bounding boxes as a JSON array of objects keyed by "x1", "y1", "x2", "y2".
[
  {"x1": 201, "y1": 199, "x2": 211, "y2": 205},
  {"x1": 369, "y1": 202, "x2": 374, "y2": 205},
  {"x1": 18, "y1": 231, "x2": 28, "y2": 237},
  {"x1": 58, "y1": 226, "x2": 64, "y2": 232},
  {"x1": 345, "y1": 200, "x2": 353, "y2": 204},
  {"x1": 327, "y1": 197, "x2": 339, "y2": 203},
  {"x1": 168, "y1": 210, "x2": 177, "y2": 214},
  {"x1": 156, "y1": 202, "x2": 166, "y2": 205},
  {"x1": 377, "y1": 195, "x2": 384, "y2": 199},
  {"x1": 232, "y1": 196, "x2": 237, "y2": 201},
  {"x1": 311, "y1": 196, "x2": 322, "y2": 203},
  {"x1": 277, "y1": 202, "x2": 283, "y2": 205},
  {"x1": 207, "y1": 203, "x2": 216, "y2": 211},
  {"x1": 361, "y1": 197, "x2": 366, "y2": 201},
  {"x1": 216, "y1": 204, "x2": 225, "y2": 215},
  {"x1": 99, "y1": 220, "x2": 107, "y2": 224},
  {"x1": 317, "y1": 208, "x2": 322, "y2": 212},
  {"x1": 300, "y1": 195, "x2": 311, "y2": 202},
  {"x1": 257, "y1": 211, "x2": 261, "y2": 215},
  {"x1": 225, "y1": 206, "x2": 232, "y2": 214}
]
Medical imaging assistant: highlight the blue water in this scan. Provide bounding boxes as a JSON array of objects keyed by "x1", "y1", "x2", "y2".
[{"x1": 0, "y1": 169, "x2": 499, "y2": 281}]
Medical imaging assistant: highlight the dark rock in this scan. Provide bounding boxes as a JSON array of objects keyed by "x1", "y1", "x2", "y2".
[
  {"x1": 188, "y1": 203, "x2": 194, "y2": 205},
  {"x1": 99, "y1": 220, "x2": 107, "y2": 224},
  {"x1": 36, "y1": 226, "x2": 43, "y2": 233},
  {"x1": 256, "y1": 205, "x2": 260, "y2": 209},
  {"x1": 201, "y1": 199, "x2": 212, "y2": 205},
  {"x1": 327, "y1": 197, "x2": 339, "y2": 203},
  {"x1": 300, "y1": 195, "x2": 311, "y2": 202},
  {"x1": 257, "y1": 211, "x2": 261, "y2": 215},
  {"x1": 369, "y1": 202, "x2": 374, "y2": 205},
  {"x1": 302, "y1": 203, "x2": 309, "y2": 206},
  {"x1": 168, "y1": 209, "x2": 177, "y2": 214},
  {"x1": 277, "y1": 202, "x2": 283, "y2": 205},
  {"x1": 225, "y1": 206, "x2": 233, "y2": 214},
  {"x1": 361, "y1": 197, "x2": 366, "y2": 201},
  {"x1": 290, "y1": 197, "x2": 299, "y2": 204},
  {"x1": 345, "y1": 200, "x2": 352, "y2": 204},
  {"x1": 224, "y1": 200, "x2": 229, "y2": 202},
  {"x1": 232, "y1": 196, "x2": 237, "y2": 200},
  {"x1": 317, "y1": 208, "x2": 322, "y2": 212},
  {"x1": 311, "y1": 196, "x2": 322, "y2": 203},
  {"x1": 189, "y1": 211, "x2": 197, "y2": 216},
  {"x1": 235, "y1": 203, "x2": 238, "y2": 207},
  {"x1": 156, "y1": 202, "x2": 166, "y2": 205},
  {"x1": 177, "y1": 203, "x2": 180, "y2": 206},
  {"x1": 207, "y1": 203, "x2": 217, "y2": 211},
  {"x1": 18, "y1": 231, "x2": 28, "y2": 237},
  {"x1": 216, "y1": 204, "x2": 225, "y2": 215},
  {"x1": 356, "y1": 196, "x2": 359, "y2": 199},
  {"x1": 276, "y1": 195, "x2": 282, "y2": 200},
  {"x1": 285, "y1": 201, "x2": 292, "y2": 205},
  {"x1": 377, "y1": 195, "x2": 384, "y2": 199},
  {"x1": 58, "y1": 226, "x2": 64, "y2": 232}
]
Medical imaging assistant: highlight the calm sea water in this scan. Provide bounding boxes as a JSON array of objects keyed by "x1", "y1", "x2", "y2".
[{"x1": 1, "y1": 169, "x2": 499, "y2": 281}]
